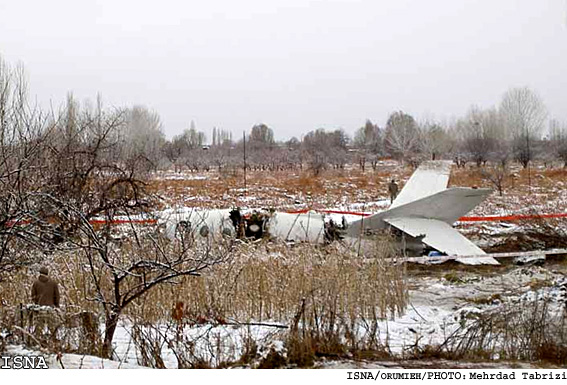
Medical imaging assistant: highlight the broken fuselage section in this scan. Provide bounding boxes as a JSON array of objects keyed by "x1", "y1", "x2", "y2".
[{"x1": 161, "y1": 161, "x2": 495, "y2": 265}]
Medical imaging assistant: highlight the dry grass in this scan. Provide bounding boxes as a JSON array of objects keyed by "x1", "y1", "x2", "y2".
[
  {"x1": 3, "y1": 159, "x2": 565, "y2": 366},
  {"x1": 440, "y1": 298, "x2": 567, "y2": 365},
  {"x1": 449, "y1": 167, "x2": 489, "y2": 188},
  {"x1": 450, "y1": 163, "x2": 567, "y2": 191},
  {"x1": 542, "y1": 168, "x2": 567, "y2": 180},
  {"x1": 108, "y1": 236, "x2": 408, "y2": 368},
  {"x1": 0, "y1": 234, "x2": 408, "y2": 366},
  {"x1": 134, "y1": 237, "x2": 407, "y2": 367},
  {"x1": 129, "y1": 239, "x2": 407, "y2": 325}
]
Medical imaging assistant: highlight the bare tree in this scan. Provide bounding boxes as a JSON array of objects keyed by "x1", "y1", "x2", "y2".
[
  {"x1": 37, "y1": 98, "x2": 233, "y2": 357},
  {"x1": 0, "y1": 55, "x2": 237, "y2": 362},
  {"x1": 353, "y1": 120, "x2": 382, "y2": 170},
  {"x1": 384, "y1": 111, "x2": 420, "y2": 164},
  {"x1": 0, "y1": 58, "x2": 51, "y2": 279},
  {"x1": 302, "y1": 128, "x2": 349, "y2": 173},
  {"x1": 249, "y1": 123, "x2": 275, "y2": 149},
  {"x1": 481, "y1": 163, "x2": 508, "y2": 196},
  {"x1": 212, "y1": 127, "x2": 232, "y2": 148},
  {"x1": 418, "y1": 120, "x2": 452, "y2": 161},
  {"x1": 500, "y1": 87, "x2": 547, "y2": 168},
  {"x1": 53, "y1": 199, "x2": 234, "y2": 358},
  {"x1": 452, "y1": 107, "x2": 507, "y2": 167},
  {"x1": 163, "y1": 138, "x2": 185, "y2": 173},
  {"x1": 120, "y1": 106, "x2": 166, "y2": 172},
  {"x1": 164, "y1": 125, "x2": 207, "y2": 172},
  {"x1": 549, "y1": 119, "x2": 567, "y2": 167}
]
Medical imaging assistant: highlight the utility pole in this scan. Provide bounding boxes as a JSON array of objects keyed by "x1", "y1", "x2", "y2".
[
  {"x1": 527, "y1": 131, "x2": 531, "y2": 193},
  {"x1": 243, "y1": 130, "x2": 247, "y2": 198}
]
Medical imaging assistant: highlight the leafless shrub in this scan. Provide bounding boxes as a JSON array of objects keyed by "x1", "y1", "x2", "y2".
[
  {"x1": 481, "y1": 163, "x2": 508, "y2": 196},
  {"x1": 440, "y1": 297, "x2": 567, "y2": 364},
  {"x1": 0, "y1": 303, "x2": 102, "y2": 356}
]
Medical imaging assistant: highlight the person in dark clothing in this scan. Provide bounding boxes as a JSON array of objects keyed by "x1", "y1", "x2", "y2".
[
  {"x1": 31, "y1": 266, "x2": 60, "y2": 307},
  {"x1": 388, "y1": 179, "x2": 399, "y2": 204}
]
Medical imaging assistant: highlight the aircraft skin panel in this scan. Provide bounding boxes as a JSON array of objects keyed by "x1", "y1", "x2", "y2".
[
  {"x1": 268, "y1": 212, "x2": 325, "y2": 243},
  {"x1": 384, "y1": 217, "x2": 499, "y2": 265},
  {"x1": 391, "y1": 161, "x2": 452, "y2": 209}
]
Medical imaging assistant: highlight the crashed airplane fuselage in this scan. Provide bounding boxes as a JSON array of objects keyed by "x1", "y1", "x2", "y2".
[{"x1": 162, "y1": 160, "x2": 496, "y2": 265}]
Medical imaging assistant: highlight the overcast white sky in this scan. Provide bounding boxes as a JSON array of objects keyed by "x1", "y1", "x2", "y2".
[{"x1": 0, "y1": 0, "x2": 565, "y2": 140}]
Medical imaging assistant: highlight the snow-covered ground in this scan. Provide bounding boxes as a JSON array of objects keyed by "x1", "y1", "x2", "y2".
[{"x1": 3, "y1": 344, "x2": 145, "y2": 369}]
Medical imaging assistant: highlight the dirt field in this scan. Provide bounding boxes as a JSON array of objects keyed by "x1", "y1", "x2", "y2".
[{"x1": 150, "y1": 161, "x2": 567, "y2": 215}]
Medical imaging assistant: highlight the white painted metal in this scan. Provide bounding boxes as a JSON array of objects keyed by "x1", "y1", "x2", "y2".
[
  {"x1": 391, "y1": 160, "x2": 452, "y2": 208},
  {"x1": 347, "y1": 160, "x2": 495, "y2": 265},
  {"x1": 267, "y1": 212, "x2": 325, "y2": 243},
  {"x1": 347, "y1": 187, "x2": 492, "y2": 236},
  {"x1": 384, "y1": 217, "x2": 499, "y2": 265},
  {"x1": 160, "y1": 161, "x2": 498, "y2": 266},
  {"x1": 162, "y1": 208, "x2": 234, "y2": 239}
]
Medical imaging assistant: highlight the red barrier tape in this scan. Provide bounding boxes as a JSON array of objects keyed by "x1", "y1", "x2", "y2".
[
  {"x1": 5, "y1": 218, "x2": 158, "y2": 227},
  {"x1": 89, "y1": 219, "x2": 158, "y2": 225},
  {"x1": 285, "y1": 209, "x2": 567, "y2": 222},
  {"x1": 458, "y1": 213, "x2": 567, "y2": 222},
  {"x1": 5, "y1": 211, "x2": 567, "y2": 228}
]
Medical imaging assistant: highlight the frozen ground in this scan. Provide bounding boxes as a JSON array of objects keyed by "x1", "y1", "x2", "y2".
[
  {"x1": 151, "y1": 163, "x2": 567, "y2": 250},
  {"x1": 3, "y1": 344, "x2": 144, "y2": 369}
]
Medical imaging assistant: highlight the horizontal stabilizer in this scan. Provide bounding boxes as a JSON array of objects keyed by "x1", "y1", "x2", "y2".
[
  {"x1": 348, "y1": 187, "x2": 492, "y2": 237},
  {"x1": 384, "y1": 217, "x2": 499, "y2": 265}
]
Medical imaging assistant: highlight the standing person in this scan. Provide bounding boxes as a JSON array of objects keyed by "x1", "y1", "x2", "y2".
[
  {"x1": 31, "y1": 266, "x2": 61, "y2": 345},
  {"x1": 32, "y1": 266, "x2": 60, "y2": 307},
  {"x1": 388, "y1": 179, "x2": 399, "y2": 204}
]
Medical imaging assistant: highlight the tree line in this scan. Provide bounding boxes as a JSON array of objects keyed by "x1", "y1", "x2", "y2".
[
  {"x1": 117, "y1": 89, "x2": 567, "y2": 175},
  {"x1": 4, "y1": 55, "x2": 567, "y2": 185}
]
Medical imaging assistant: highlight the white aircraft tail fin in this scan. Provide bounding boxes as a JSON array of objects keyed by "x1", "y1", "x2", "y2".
[{"x1": 391, "y1": 160, "x2": 452, "y2": 208}]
